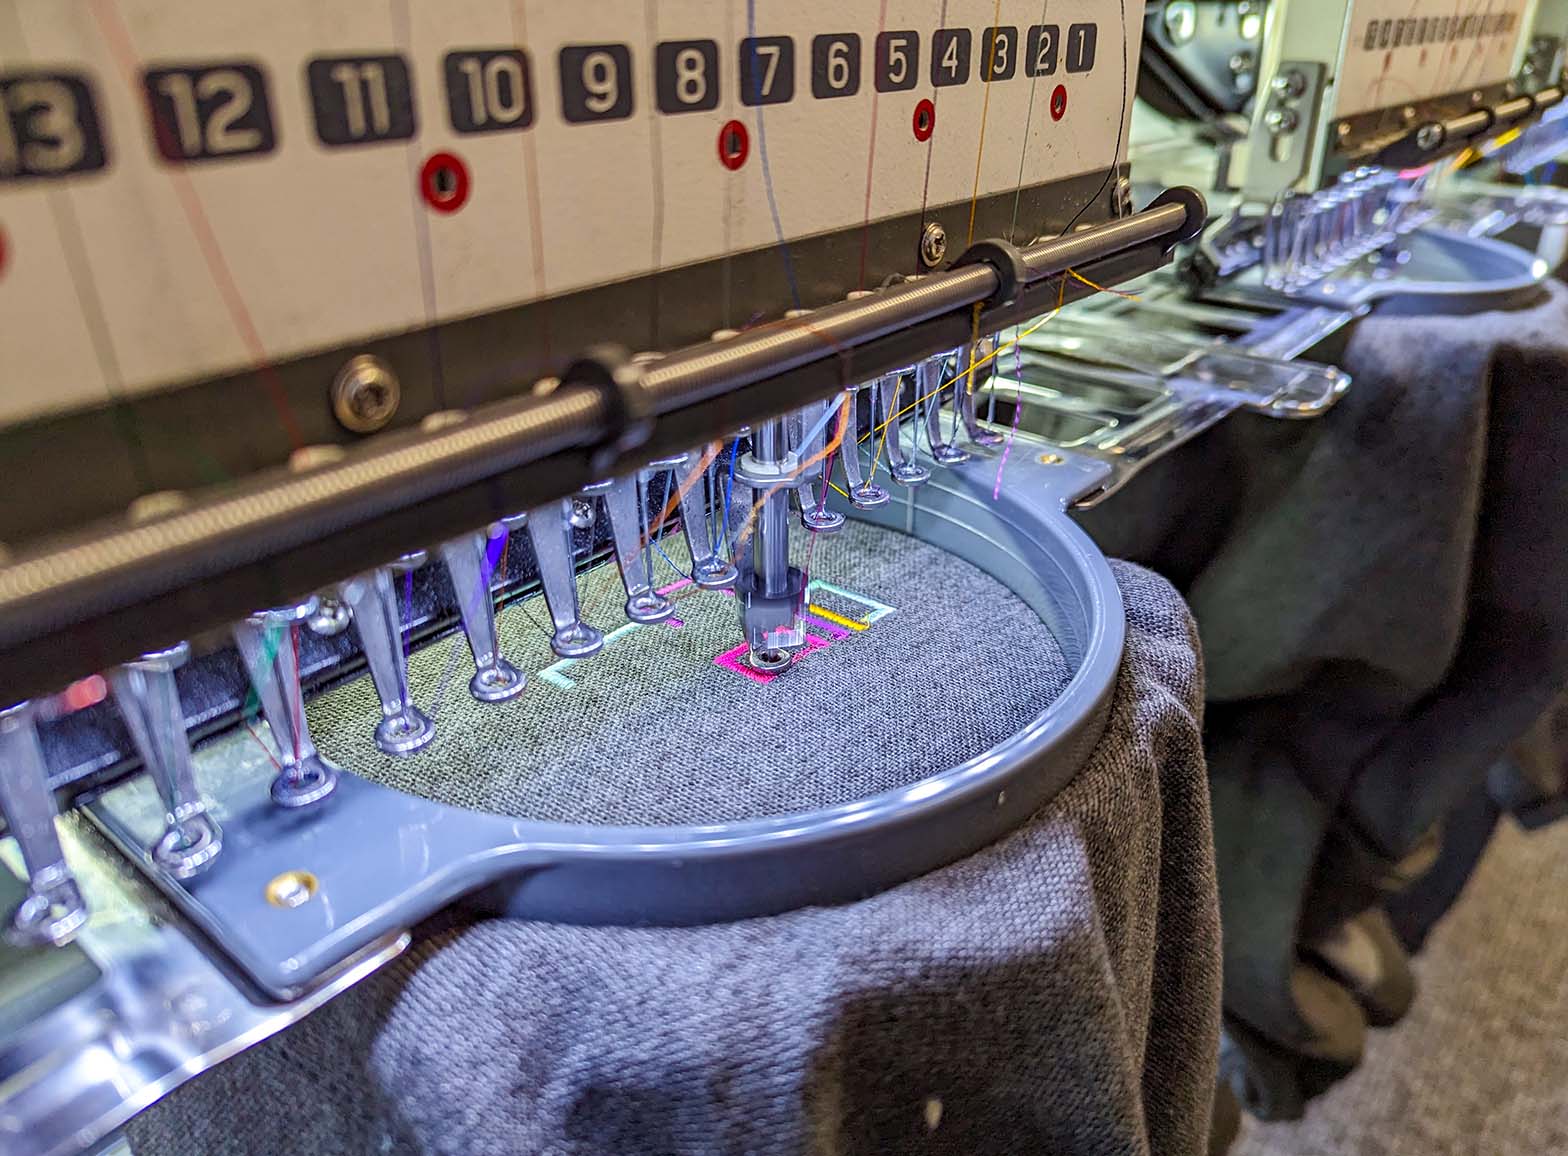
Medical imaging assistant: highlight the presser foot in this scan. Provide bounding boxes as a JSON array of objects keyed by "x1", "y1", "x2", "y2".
[
  {"x1": 692, "y1": 558, "x2": 740, "y2": 589},
  {"x1": 550, "y1": 623, "x2": 605, "y2": 660},
  {"x1": 7, "y1": 870, "x2": 88, "y2": 949},
  {"x1": 625, "y1": 591, "x2": 676, "y2": 624},
  {"x1": 848, "y1": 482, "x2": 892, "y2": 509},
  {"x1": 270, "y1": 759, "x2": 340, "y2": 809},
  {"x1": 374, "y1": 708, "x2": 437, "y2": 757},
  {"x1": 469, "y1": 660, "x2": 527, "y2": 703},
  {"x1": 153, "y1": 813, "x2": 223, "y2": 880}
]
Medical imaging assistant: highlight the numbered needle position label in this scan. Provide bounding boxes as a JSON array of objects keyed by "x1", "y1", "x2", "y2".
[{"x1": 0, "y1": 0, "x2": 1135, "y2": 422}]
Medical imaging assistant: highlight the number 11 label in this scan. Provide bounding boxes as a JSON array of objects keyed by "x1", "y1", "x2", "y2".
[{"x1": 306, "y1": 55, "x2": 416, "y2": 147}]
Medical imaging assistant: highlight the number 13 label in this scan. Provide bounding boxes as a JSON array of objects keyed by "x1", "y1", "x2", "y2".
[{"x1": 0, "y1": 71, "x2": 108, "y2": 182}]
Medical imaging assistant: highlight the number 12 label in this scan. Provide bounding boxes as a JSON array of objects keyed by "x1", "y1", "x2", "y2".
[{"x1": 142, "y1": 63, "x2": 275, "y2": 163}]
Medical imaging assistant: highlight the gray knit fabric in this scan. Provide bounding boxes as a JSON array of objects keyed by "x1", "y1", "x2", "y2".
[
  {"x1": 1082, "y1": 282, "x2": 1568, "y2": 1120},
  {"x1": 128, "y1": 560, "x2": 1220, "y2": 1156},
  {"x1": 307, "y1": 521, "x2": 1073, "y2": 825}
]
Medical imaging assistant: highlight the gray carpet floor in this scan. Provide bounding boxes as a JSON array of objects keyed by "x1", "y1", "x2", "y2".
[{"x1": 1233, "y1": 816, "x2": 1568, "y2": 1156}]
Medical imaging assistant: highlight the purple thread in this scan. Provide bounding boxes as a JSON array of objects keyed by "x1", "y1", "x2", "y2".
[
  {"x1": 993, "y1": 337, "x2": 1026, "y2": 500},
  {"x1": 482, "y1": 526, "x2": 509, "y2": 586}
]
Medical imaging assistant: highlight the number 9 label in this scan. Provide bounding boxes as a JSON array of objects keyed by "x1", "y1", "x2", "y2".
[{"x1": 559, "y1": 44, "x2": 633, "y2": 123}]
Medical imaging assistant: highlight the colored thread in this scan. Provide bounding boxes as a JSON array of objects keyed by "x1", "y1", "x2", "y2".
[
  {"x1": 856, "y1": 0, "x2": 892, "y2": 289},
  {"x1": 1057, "y1": 0, "x2": 1131, "y2": 237},
  {"x1": 966, "y1": 0, "x2": 1007, "y2": 247},
  {"x1": 733, "y1": 394, "x2": 850, "y2": 550},
  {"x1": 858, "y1": 279, "x2": 1078, "y2": 443},
  {"x1": 91, "y1": 0, "x2": 305, "y2": 450},
  {"x1": 507, "y1": 0, "x2": 552, "y2": 363},
  {"x1": 1010, "y1": 0, "x2": 1055, "y2": 241},
  {"x1": 746, "y1": 0, "x2": 802, "y2": 307},
  {"x1": 804, "y1": 604, "x2": 867, "y2": 632}
]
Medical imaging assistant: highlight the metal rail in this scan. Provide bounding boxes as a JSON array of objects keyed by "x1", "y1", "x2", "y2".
[{"x1": 0, "y1": 192, "x2": 1202, "y2": 699}]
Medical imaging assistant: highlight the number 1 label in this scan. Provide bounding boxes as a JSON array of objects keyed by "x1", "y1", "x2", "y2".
[{"x1": 1065, "y1": 23, "x2": 1098, "y2": 73}]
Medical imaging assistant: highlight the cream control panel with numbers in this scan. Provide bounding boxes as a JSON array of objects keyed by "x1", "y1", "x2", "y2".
[
  {"x1": 0, "y1": 0, "x2": 1144, "y2": 427},
  {"x1": 1334, "y1": 0, "x2": 1533, "y2": 119}
]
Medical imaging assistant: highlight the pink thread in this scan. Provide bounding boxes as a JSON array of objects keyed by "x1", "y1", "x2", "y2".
[
  {"x1": 714, "y1": 633, "x2": 830, "y2": 685},
  {"x1": 802, "y1": 614, "x2": 852, "y2": 640}
]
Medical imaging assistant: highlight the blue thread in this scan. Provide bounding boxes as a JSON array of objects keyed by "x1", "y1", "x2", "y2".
[
  {"x1": 746, "y1": 0, "x2": 801, "y2": 308},
  {"x1": 723, "y1": 438, "x2": 740, "y2": 561},
  {"x1": 652, "y1": 470, "x2": 687, "y2": 580}
]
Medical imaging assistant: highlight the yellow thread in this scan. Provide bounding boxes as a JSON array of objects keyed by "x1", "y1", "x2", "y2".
[
  {"x1": 806, "y1": 605, "x2": 868, "y2": 632},
  {"x1": 1067, "y1": 267, "x2": 1141, "y2": 300},
  {"x1": 858, "y1": 276, "x2": 1069, "y2": 445},
  {"x1": 966, "y1": 0, "x2": 1006, "y2": 246}
]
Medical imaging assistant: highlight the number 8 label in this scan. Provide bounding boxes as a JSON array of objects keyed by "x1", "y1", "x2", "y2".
[{"x1": 656, "y1": 40, "x2": 719, "y2": 114}]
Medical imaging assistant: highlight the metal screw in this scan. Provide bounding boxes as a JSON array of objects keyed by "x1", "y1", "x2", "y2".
[
  {"x1": 1272, "y1": 69, "x2": 1307, "y2": 99},
  {"x1": 1402, "y1": 106, "x2": 1417, "y2": 122},
  {"x1": 1164, "y1": 0, "x2": 1197, "y2": 43},
  {"x1": 1416, "y1": 123, "x2": 1444, "y2": 151},
  {"x1": 330, "y1": 354, "x2": 401, "y2": 434},
  {"x1": 265, "y1": 870, "x2": 319, "y2": 909},
  {"x1": 919, "y1": 221, "x2": 948, "y2": 268},
  {"x1": 1336, "y1": 121, "x2": 1352, "y2": 142},
  {"x1": 1110, "y1": 177, "x2": 1134, "y2": 218},
  {"x1": 1265, "y1": 107, "x2": 1300, "y2": 135}
]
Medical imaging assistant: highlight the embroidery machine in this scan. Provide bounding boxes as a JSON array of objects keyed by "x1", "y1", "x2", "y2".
[{"x1": 14, "y1": 2, "x2": 1558, "y2": 1151}]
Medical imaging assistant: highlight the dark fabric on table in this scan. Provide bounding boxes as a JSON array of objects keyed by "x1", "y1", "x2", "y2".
[
  {"x1": 129, "y1": 560, "x2": 1220, "y2": 1156},
  {"x1": 1082, "y1": 282, "x2": 1568, "y2": 1119}
]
